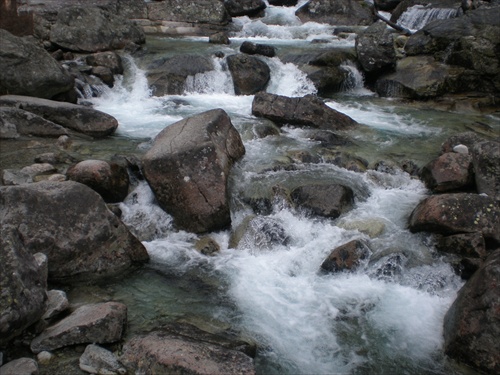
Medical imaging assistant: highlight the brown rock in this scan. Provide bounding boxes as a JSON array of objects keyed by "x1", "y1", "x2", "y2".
[
  {"x1": 291, "y1": 183, "x2": 354, "y2": 219},
  {"x1": 436, "y1": 232, "x2": 487, "y2": 259},
  {"x1": 419, "y1": 152, "x2": 474, "y2": 193},
  {"x1": 321, "y1": 239, "x2": 371, "y2": 273}
]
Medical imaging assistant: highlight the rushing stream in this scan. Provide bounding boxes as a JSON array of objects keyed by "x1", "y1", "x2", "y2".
[{"x1": 77, "y1": 3, "x2": 500, "y2": 374}]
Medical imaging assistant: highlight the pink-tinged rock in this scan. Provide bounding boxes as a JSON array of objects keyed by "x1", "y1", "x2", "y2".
[{"x1": 420, "y1": 152, "x2": 474, "y2": 193}]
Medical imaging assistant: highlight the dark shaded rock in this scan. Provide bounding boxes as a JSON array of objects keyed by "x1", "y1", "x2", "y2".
[
  {"x1": 147, "y1": 0, "x2": 231, "y2": 25},
  {"x1": 227, "y1": 54, "x2": 270, "y2": 95},
  {"x1": 86, "y1": 51, "x2": 123, "y2": 75},
  {"x1": 66, "y1": 159, "x2": 130, "y2": 203},
  {"x1": 31, "y1": 302, "x2": 127, "y2": 354},
  {"x1": 295, "y1": 0, "x2": 375, "y2": 26},
  {"x1": 229, "y1": 216, "x2": 290, "y2": 250},
  {"x1": 0, "y1": 229, "x2": 47, "y2": 347},
  {"x1": 79, "y1": 344, "x2": 126, "y2": 375},
  {"x1": 436, "y1": 232, "x2": 487, "y2": 259},
  {"x1": 209, "y1": 32, "x2": 230, "y2": 44},
  {"x1": 142, "y1": 109, "x2": 245, "y2": 233},
  {"x1": 375, "y1": 56, "x2": 465, "y2": 99},
  {"x1": 305, "y1": 130, "x2": 353, "y2": 148},
  {"x1": 91, "y1": 66, "x2": 115, "y2": 87},
  {"x1": 0, "y1": 181, "x2": 149, "y2": 282},
  {"x1": 355, "y1": 21, "x2": 397, "y2": 77},
  {"x1": 147, "y1": 55, "x2": 214, "y2": 96},
  {"x1": 0, "y1": 95, "x2": 118, "y2": 138},
  {"x1": 0, "y1": 29, "x2": 74, "y2": 100},
  {"x1": 224, "y1": 0, "x2": 266, "y2": 17},
  {"x1": 0, "y1": 107, "x2": 68, "y2": 139},
  {"x1": 269, "y1": 0, "x2": 298, "y2": 5},
  {"x1": 419, "y1": 152, "x2": 474, "y2": 193},
  {"x1": 0, "y1": 358, "x2": 38, "y2": 375},
  {"x1": 374, "y1": 0, "x2": 402, "y2": 11},
  {"x1": 291, "y1": 183, "x2": 354, "y2": 219},
  {"x1": 440, "y1": 131, "x2": 485, "y2": 154},
  {"x1": 240, "y1": 41, "x2": 276, "y2": 57},
  {"x1": 321, "y1": 239, "x2": 371, "y2": 273},
  {"x1": 408, "y1": 193, "x2": 500, "y2": 243},
  {"x1": 252, "y1": 92, "x2": 358, "y2": 131},
  {"x1": 50, "y1": 6, "x2": 145, "y2": 53},
  {"x1": 471, "y1": 140, "x2": 500, "y2": 199},
  {"x1": 120, "y1": 328, "x2": 255, "y2": 375},
  {"x1": 443, "y1": 249, "x2": 500, "y2": 373},
  {"x1": 455, "y1": 257, "x2": 483, "y2": 280}
]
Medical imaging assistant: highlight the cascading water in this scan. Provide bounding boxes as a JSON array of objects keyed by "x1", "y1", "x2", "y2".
[
  {"x1": 85, "y1": 4, "x2": 499, "y2": 374},
  {"x1": 397, "y1": 5, "x2": 461, "y2": 31}
]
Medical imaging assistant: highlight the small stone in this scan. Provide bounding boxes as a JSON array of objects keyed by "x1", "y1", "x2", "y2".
[
  {"x1": 79, "y1": 344, "x2": 126, "y2": 375},
  {"x1": 453, "y1": 144, "x2": 469, "y2": 154},
  {"x1": 37, "y1": 351, "x2": 54, "y2": 365}
]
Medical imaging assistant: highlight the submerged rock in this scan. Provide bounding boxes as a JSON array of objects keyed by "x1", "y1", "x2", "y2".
[
  {"x1": 31, "y1": 302, "x2": 127, "y2": 353},
  {"x1": 443, "y1": 249, "x2": 500, "y2": 373},
  {"x1": 240, "y1": 41, "x2": 276, "y2": 57},
  {"x1": 0, "y1": 181, "x2": 149, "y2": 282},
  {"x1": 229, "y1": 215, "x2": 290, "y2": 250},
  {"x1": 291, "y1": 183, "x2": 354, "y2": 219},
  {"x1": 143, "y1": 109, "x2": 245, "y2": 233}
]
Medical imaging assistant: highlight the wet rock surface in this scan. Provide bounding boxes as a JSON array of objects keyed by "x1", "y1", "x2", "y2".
[{"x1": 227, "y1": 54, "x2": 271, "y2": 95}]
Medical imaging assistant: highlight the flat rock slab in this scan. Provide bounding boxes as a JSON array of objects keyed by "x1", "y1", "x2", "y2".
[
  {"x1": 0, "y1": 358, "x2": 38, "y2": 375},
  {"x1": 0, "y1": 95, "x2": 118, "y2": 138},
  {"x1": 31, "y1": 302, "x2": 127, "y2": 353},
  {"x1": 120, "y1": 330, "x2": 255, "y2": 375}
]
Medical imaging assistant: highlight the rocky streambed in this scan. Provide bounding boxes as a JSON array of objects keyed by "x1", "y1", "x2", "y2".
[{"x1": 1, "y1": 1, "x2": 500, "y2": 374}]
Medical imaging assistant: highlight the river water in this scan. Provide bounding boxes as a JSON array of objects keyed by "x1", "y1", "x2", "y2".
[{"x1": 81, "y1": 3, "x2": 500, "y2": 374}]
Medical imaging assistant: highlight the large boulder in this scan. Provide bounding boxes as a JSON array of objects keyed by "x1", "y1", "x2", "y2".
[
  {"x1": 31, "y1": 302, "x2": 127, "y2": 353},
  {"x1": 291, "y1": 183, "x2": 354, "y2": 219},
  {"x1": 0, "y1": 29, "x2": 73, "y2": 100},
  {"x1": 147, "y1": 0, "x2": 231, "y2": 25},
  {"x1": 408, "y1": 193, "x2": 500, "y2": 243},
  {"x1": 0, "y1": 95, "x2": 118, "y2": 138},
  {"x1": 147, "y1": 55, "x2": 214, "y2": 96},
  {"x1": 355, "y1": 21, "x2": 397, "y2": 77},
  {"x1": 224, "y1": 0, "x2": 267, "y2": 17},
  {"x1": 471, "y1": 140, "x2": 500, "y2": 200},
  {"x1": 120, "y1": 327, "x2": 255, "y2": 375},
  {"x1": 0, "y1": 107, "x2": 68, "y2": 139},
  {"x1": 375, "y1": 55, "x2": 465, "y2": 99},
  {"x1": 404, "y1": 6, "x2": 500, "y2": 94},
  {"x1": 227, "y1": 54, "x2": 271, "y2": 95},
  {"x1": 443, "y1": 249, "x2": 500, "y2": 373},
  {"x1": 295, "y1": 0, "x2": 375, "y2": 26},
  {"x1": 0, "y1": 229, "x2": 47, "y2": 347},
  {"x1": 0, "y1": 181, "x2": 149, "y2": 282},
  {"x1": 66, "y1": 160, "x2": 130, "y2": 203},
  {"x1": 419, "y1": 152, "x2": 474, "y2": 193},
  {"x1": 252, "y1": 93, "x2": 358, "y2": 131},
  {"x1": 49, "y1": 6, "x2": 145, "y2": 53},
  {"x1": 142, "y1": 109, "x2": 245, "y2": 233}
]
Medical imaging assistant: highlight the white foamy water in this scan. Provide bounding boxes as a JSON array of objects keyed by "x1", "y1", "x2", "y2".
[{"x1": 397, "y1": 5, "x2": 461, "y2": 31}]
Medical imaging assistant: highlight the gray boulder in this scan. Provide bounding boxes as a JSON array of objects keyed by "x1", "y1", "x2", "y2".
[
  {"x1": 471, "y1": 140, "x2": 500, "y2": 199},
  {"x1": 79, "y1": 344, "x2": 127, "y2": 375},
  {"x1": 50, "y1": 6, "x2": 145, "y2": 53},
  {"x1": 0, "y1": 29, "x2": 73, "y2": 100},
  {"x1": 408, "y1": 193, "x2": 500, "y2": 243},
  {"x1": 240, "y1": 41, "x2": 276, "y2": 57},
  {"x1": 296, "y1": 0, "x2": 375, "y2": 26},
  {"x1": 224, "y1": 0, "x2": 267, "y2": 17},
  {"x1": 443, "y1": 249, "x2": 500, "y2": 373},
  {"x1": 143, "y1": 109, "x2": 245, "y2": 233},
  {"x1": 86, "y1": 51, "x2": 124, "y2": 75},
  {"x1": 0, "y1": 95, "x2": 118, "y2": 138},
  {"x1": 66, "y1": 160, "x2": 130, "y2": 203},
  {"x1": 355, "y1": 21, "x2": 397, "y2": 76},
  {"x1": 252, "y1": 92, "x2": 358, "y2": 131},
  {"x1": 31, "y1": 302, "x2": 127, "y2": 353},
  {"x1": 147, "y1": 0, "x2": 231, "y2": 25},
  {"x1": 0, "y1": 181, "x2": 149, "y2": 282},
  {"x1": 0, "y1": 107, "x2": 68, "y2": 139},
  {"x1": 42, "y1": 290, "x2": 70, "y2": 322},
  {"x1": 0, "y1": 358, "x2": 38, "y2": 375},
  {"x1": 227, "y1": 54, "x2": 271, "y2": 95},
  {"x1": 0, "y1": 229, "x2": 47, "y2": 347},
  {"x1": 120, "y1": 328, "x2": 255, "y2": 375},
  {"x1": 291, "y1": 183, "x2": 354, "y2": 219},
  {"x1": 147, "y1": 55, "x2": 214, "y2": 96}
]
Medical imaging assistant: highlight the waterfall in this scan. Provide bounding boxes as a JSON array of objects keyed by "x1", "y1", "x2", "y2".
[
  {"x1": 397, "y1": 5, "x2": 461, "y2": 30},
  {"x1": 340, "y1": 61, "x2": 365, "y2": 93}
]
